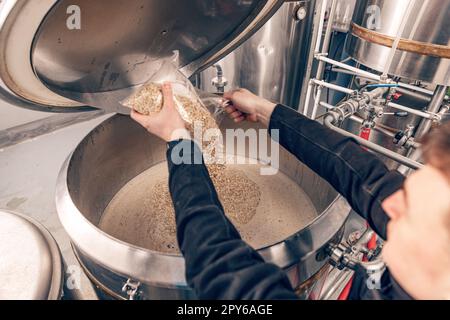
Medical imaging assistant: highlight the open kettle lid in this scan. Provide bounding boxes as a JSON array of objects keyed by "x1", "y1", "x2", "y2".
[
  {"x1": 0, "y1": 210, "x2": 63, "y2": 300},
  {"x1": 29, "y1": 0, "x2": 284, "y2": 112}
]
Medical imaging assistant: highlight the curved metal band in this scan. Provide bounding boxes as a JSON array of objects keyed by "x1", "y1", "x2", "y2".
[
  {"x1": 351, "y1": 23, "x2": 450, "y2": 59},
  {"x1": 72, "y1": 245, "x2": 127, "y2": 300}
]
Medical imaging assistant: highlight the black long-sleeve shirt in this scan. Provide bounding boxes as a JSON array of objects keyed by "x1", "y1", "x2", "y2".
[{"x1": 167, "y1": 104, "x2": 411, "y2": 300}]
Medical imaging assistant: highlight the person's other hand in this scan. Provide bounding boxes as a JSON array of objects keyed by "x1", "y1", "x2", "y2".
[
  {"x1": 223, "y1": 88, "x2": 277, "y2": 127},
  {"x1": 131, "y1": 83, "x2": 190, "y2": 142}
]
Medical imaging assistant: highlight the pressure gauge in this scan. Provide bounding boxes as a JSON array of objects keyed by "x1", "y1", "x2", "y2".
[{"x1": 294, "y1": 5, "x2": 307, "y2": 21}]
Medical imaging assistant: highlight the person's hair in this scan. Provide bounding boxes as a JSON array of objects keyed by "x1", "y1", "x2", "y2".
[
  {"x1": 422, "y1": 120, "x2": 450, "y2": 179},
  {"x1": 422, "y1": 120, "x2": 450, "y2": 231}
]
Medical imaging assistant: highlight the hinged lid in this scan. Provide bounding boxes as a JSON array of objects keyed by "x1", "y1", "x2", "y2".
[
  {"x1": 1, "y1": 0, "x2": 283, "y2": 112},
  {"x1": 0, "y1": 210, "x2": 63, "y2": 300}
]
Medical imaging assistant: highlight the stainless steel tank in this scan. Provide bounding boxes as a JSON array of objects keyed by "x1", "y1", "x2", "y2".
[
  {"x1": 347, "y1": 0, "x2": 450, "y2": 85},
  {"x1": 56, "y1": 116, "x2": 351, "y2": 300},
  {"x1": 1, "y1": 0, "x2": 351, "y2": 299},
  {"x1": 198, "y1": 1, "x2": 316, "y2": 107},
  {"x1": 0, "y1": 210, "x2": 63, "y2": 300}
]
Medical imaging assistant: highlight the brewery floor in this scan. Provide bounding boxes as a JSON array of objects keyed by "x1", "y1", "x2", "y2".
[
  {"x1": 0, "y1": 112, "x2": 366, "y2": 300},
  {"x1": 0, "y1": 113, "x2": 112, "y2": 300}
]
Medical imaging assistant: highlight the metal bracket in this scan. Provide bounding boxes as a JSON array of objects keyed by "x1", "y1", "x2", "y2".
[{"x1": 121, "y1": 279, "x2": 141, "y2": 300}]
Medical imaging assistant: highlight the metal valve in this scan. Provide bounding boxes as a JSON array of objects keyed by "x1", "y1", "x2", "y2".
[
  {"x1": 393, "y1": 124, "x2": 415, "y2": 147},
  {"x1": 211, "y1": 64, "x2": 228, "y2": 94},
  {"x1": 328, "y1": 230, "x2": 385, "y2": 274}
]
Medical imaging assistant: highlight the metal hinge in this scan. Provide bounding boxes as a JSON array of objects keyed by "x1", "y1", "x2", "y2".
[{"x1": 121, "y1": 279, "x2": 141, "y2": 300}]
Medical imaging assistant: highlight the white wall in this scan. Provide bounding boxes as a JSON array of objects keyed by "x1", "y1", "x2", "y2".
[{"x1": 0, "y1": 101, "x2": 51, "y2": 131}]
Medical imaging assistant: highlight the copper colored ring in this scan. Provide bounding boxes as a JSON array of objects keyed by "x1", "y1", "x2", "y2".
[{"x1": 351, "y1": 23, "x2": 450, "y2": 59}]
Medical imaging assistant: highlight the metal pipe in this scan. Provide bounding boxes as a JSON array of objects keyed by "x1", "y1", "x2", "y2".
[
  {"x1": 319, "y1": 101, "x2": 336, "y2": 110},
  {"x1": 366, "y1": 84, "x2": 399, "y2": 89},
  {"x1": 305, "y1": 79, "x2": 356, "y2": 117},
  {"x1": 312, "y1": 79, "x2": 356, "y2": 95},
  {"x1": 331, "y1": 67, "x2": 372, "y2": 79},
  {"x1": 397, "y1": 82, "x2": 448, "y2": 99},
  {"x1": 395, "y1": 87, "x2": 432, "y2": 103},
  {"x1": 387, "y1": 102, "x2": 434, "y2": 120},
  {"x1": 303, "y1": 80, "x2": 314, "y2": 116},
  {"x1": 414, "y1": 85, "x2": 448, "y2": 139},
  {"x1": 309, "y1": 79, "x2": 358, "y2": 119},
  {"x1": 398, "y1": 87, "x2": 448, "y2": 174},
  {"x1": 298, "y1": 0, "x2": 325, "y2": 112},
  {"x1": 317, "y1": 55, "x2": 381, "y2": 81},
  {"x1": 331, "y1": 66, "x2": 449, "y2": 100},
  {"x1": 324, "y1": 115, "x2": 424, "y2": 170},
  {"x1": 316, "y1": 0, "x2": 338, "y2": 80},
  {"x1": 304, "y1": 0, "x2": 331, "y2": 117},
  {"x1": 381, "y1": 0, "x2": 416, "y2": 79},
  {"x1": 314, "y1": 0, "x2": 329, "y2": 53},
  {"x1": 320, "y1": 269, "x2": 354, "y2": 300},
  {"x1": 311, "y1": 86, "x2": 323, "y2": 120}
]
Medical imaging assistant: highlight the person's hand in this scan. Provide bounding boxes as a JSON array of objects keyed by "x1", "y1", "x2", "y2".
[
  {"x1": 223, "y1": 88, "x2": 277, "y2": 127},
  {"x1": 131, "y1": 83, "x2": 190, "y2": 142}
]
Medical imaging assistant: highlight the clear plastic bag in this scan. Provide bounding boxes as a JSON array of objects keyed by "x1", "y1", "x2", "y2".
[
  {"x1": 122, "y1": 52, "x2": 226, "y2": 166},
  {"x1": 122, "y1": 52, "x2": 226, "y2": 125},
  {"x1": 195, "y1": 89, "x2": 228, "y2": 126}
]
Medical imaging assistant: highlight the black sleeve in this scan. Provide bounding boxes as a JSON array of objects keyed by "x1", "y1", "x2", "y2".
[
  {"x1": 167, "y1": 139, "x2": 298, "y2": 300},
  {"x1": 269, "y1": 105, "x2": 405, "y2": 240},
  {"x1": 349, "y1": 267, "x2": 413, "y2": 300}
]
